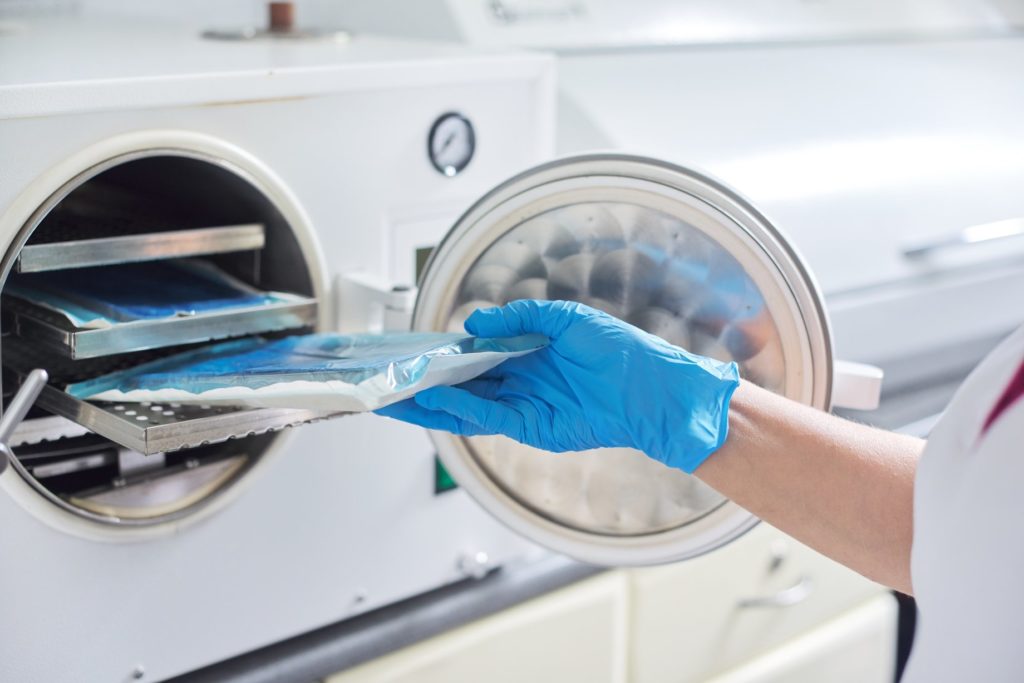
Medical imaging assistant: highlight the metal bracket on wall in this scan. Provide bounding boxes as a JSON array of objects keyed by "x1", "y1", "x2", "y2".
[{"x1": 335, "y1": 272, "x2": 418, "y2": 333}]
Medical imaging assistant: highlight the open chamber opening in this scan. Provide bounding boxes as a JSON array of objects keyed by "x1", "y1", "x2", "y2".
[{"x1": 1, "y1": 152, "x2": 319, "y2": 526}]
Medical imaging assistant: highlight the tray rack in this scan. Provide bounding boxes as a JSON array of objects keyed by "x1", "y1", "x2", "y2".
[
  {"x1": 14, "y1": 224, "x2": 266, "y2": 273},
  {"x1": 4, "y1": 215, "x2": 333, "y2": 455},
  {"x1": 35, "y1": 384, "x2": 346, "y2": 455},
  {"x1": 6, "y1": 296, "x2": 318, "y2": 360}
]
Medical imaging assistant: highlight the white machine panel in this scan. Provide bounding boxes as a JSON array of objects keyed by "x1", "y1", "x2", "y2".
[
  {"x1": 552, "y1": 39, "x2": 1024, "y2": 374},
  {"x1": 321, "y1": 0, "x2": 1024, "y2": 50},
  {"x1": 329, "y1": 0, "x2": 1024, "y2": 378},
  {"x1": 441, "y1": 0, "x2": 1023, "y2": 49},
  {"x1": 555, "y1": 41, "x2": 1024, "y2": 292},
  {"x1": 0, "y1": 17, "x2": 555, "y2": 682}
]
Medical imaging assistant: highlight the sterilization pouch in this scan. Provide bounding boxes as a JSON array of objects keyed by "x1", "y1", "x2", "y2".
[
  {"x1": 5, "y1": 259, "x2": 302, "y2": 329},
  {"x1": 66, "y1": 332, "x2": 548, "y2": 412}
]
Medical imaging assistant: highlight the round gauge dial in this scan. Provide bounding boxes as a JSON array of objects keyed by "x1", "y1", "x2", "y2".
[{"x1": 428, "y1": 112, "x2": 476, "y2": 177}]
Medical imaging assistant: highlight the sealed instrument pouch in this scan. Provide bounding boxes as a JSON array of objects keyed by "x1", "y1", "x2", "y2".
[{"x1": 66, "y1": 332, "x2": 547, "y2": 412}]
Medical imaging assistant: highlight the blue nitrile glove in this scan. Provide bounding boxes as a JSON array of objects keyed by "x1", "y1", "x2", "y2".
[{"x1": 376, "y1": 300, "x2": 740, "y2": 473}]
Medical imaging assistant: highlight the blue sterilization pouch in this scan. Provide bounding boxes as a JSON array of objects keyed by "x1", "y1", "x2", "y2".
[
  {"x1": 5, "y1": 259, "x2": 300, "y2": 329},
  {"x1": 66, "y1": 332, "x2": 548, "y2": 412}
]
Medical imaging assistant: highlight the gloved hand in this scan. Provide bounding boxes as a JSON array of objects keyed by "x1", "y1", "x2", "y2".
[{"x1": 376, "y1": 300, "x2": 740, "y2": 473}]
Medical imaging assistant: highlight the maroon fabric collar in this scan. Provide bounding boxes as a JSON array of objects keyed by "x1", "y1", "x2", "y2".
[{"x1": 982, "y1": 358, "x2": 1024, "y2": 435}]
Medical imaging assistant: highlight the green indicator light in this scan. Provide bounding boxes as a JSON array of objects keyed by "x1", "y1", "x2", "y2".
[{"x1": 434, "y1": 456, "x2": 457, "y2": 494}]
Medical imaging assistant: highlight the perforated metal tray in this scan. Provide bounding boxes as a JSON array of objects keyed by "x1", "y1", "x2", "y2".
[
  {"x1": 7, "y1": 297, "x2": 317, "y2": 359},
  {"x1": 14, "y1": 224, "x2": 265, "y2": 273},
  {"x1": 36, "y1": 385, "x2": 344, "y2": 455}
]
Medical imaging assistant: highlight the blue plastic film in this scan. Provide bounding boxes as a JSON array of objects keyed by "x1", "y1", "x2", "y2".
[
  {"x1": 6, "y1": 260, "x2": 294, "y2": 328},
  {"x1": 66, "y1": 332, "x2": 548, "y2": 411}
]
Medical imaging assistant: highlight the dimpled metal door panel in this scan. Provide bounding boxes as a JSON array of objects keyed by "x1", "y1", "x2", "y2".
[{"x1": 415, "y1": 155, "x2": 832, "y2": 564}]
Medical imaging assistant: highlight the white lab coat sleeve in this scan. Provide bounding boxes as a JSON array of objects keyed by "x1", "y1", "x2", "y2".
[{"x1": 902, "y1": 324, "x2": 1024, "y2": 682}]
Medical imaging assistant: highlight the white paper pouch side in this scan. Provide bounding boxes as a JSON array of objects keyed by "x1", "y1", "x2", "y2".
[{"x1": 85, "y1": 347, "x2": 539, "y2": 412}]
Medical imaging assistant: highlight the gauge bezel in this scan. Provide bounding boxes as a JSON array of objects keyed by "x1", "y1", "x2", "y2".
[{"x1": 427, "y1": 111, "x2": 476, "y2": 177}]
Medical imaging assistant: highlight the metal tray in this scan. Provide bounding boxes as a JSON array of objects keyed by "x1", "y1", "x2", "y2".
[
  {"x1": 14, "y1": 224, "x2": 266, "y2": 273},
  {"x1": 36, "y1": 385, "x2": 345, "y2": 455},
  {"x1": 8, "y1": 297, "x2": 317, "y2": 359}
]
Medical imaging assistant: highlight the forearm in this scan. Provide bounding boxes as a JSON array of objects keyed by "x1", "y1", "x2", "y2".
[{"x1": 695, "y1": 381, "x2": 923, "y2": 595}]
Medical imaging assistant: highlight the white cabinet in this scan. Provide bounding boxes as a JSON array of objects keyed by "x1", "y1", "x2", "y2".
[
  {"x1": 327, "y1": 525, "x2": 895, "y2": 683},
  {"x1": 707, "y1": 596, "x2": 897, "y2": 683},
  {"x1": 628, "y1": 524, "x2": 889, "y2": 683},
  {"x1": 326, "y1": 572, "x2": 629, "y2": 683}
]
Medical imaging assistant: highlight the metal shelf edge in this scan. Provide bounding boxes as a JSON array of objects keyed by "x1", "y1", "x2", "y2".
[
  {"x1": 11, "y1": 298, "x2": 318, "y2": 359},
  {"x1": 15, "y1": 224, "x2": 266, "y2": 273},
  {"x1": 36, "y1": 385, "x2": 346, "y2": 455}
]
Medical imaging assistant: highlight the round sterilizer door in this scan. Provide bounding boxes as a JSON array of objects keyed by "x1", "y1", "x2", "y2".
[{"x1": 414, "y1": 154, "x2": 833, "y2": 566}]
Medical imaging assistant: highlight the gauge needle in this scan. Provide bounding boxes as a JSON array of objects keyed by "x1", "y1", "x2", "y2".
[{"x1": 439, "y1": 131, "x2": 457, "y2": 154}]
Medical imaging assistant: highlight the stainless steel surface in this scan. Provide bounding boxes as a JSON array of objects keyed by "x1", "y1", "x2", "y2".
[
  {"x1": 903, "y1": 216, "x2": 1024, "y2": 259},
  {"x1": 8, "y1": 297, "x2": 317, "y2": 359},
  {"x1": 417, "y1": 155, "x2": 833, "y2": 560},
  {"x1": 71, "y1": 455, "x2": 246, "y2": 519},
  {"x1": 118, "y1": 448, "x2": 166, "y2": 476},
  {"x1": 0, "y1": 148, "x2": 324, "y2": 532},
  {"x1": 0, "y1": 146, "x2": 320, "y2": 375},
  {"x1": 31, "y1": 451, "x2": 116, "y2": 478},
  {"x1": 450, "y1": 202, "x2": 759, "y2": 535},
  {"x1": 14, "y1": 223, "x2": 266, "y2": 273},
  {"x1": 36, "y1": 384, "x2": 342, "y2": 455},
  {"x1": 738, "y1": 576, "x2": 815, "y2": 609}
]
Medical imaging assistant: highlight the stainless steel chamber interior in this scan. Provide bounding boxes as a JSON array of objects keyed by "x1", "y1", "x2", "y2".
[{"x1": 0, "y1": 151, "x2": 317, "y2": 526}]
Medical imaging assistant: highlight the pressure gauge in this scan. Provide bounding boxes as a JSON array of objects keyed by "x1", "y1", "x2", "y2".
[{"x1": 428, "y1": 112, "x2": 476, "y2": 177}]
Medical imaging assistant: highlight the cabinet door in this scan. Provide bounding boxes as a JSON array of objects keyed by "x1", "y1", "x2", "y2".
[
  {"x1": 707, "y1": 594, "x2": 898, "y2": 683},
  {"x1": 326, "y1": 572, "x2": 628, "y2": 683},
  {"x1": 628, "y1": 524, "x2": 890, "y2": 683}
]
